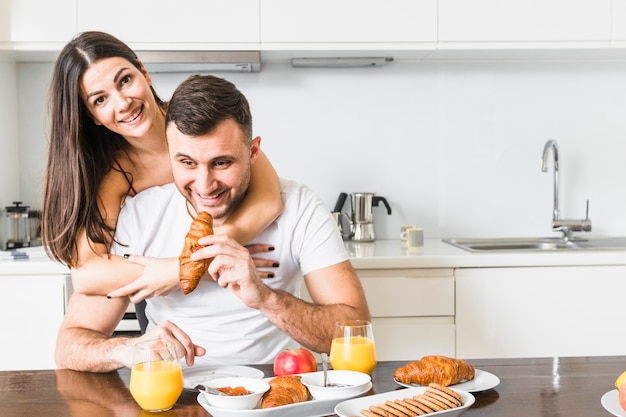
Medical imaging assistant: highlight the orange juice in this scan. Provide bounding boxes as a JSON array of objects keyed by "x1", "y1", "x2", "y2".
[
  {"x1": 130, "y1": 360, "x2": 183, "y2": 411},
  {"x1": 330, "y1": 336, "x2": 377, "y2": 375}
]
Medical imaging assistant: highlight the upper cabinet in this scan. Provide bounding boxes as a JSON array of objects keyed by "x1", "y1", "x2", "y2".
[
  {"x1": 439, "y1": 0, "x2": 612, "y2": 46},
  {"x1": 612, "y1": 0, "x2": 626, "y2": 41},
  {"x1": 260, "y1": 0, "x2": 437, "y2": 47},
  {"x1": 0, "y1": 0, "x2": 75, "y2": 45},
  {"x1": 2, "y1": 0, "x2": 626, "y2": 59},
  {"x1": 76, "y1": 0, "x2": 260, "y2": 50}
]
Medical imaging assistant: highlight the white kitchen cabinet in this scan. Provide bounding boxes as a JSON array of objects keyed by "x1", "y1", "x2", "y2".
[
  {"x1": 0, "y1": 1, "x2": 10, "y2": 43},
  {"x1": 357, "y1": 268, "x2": 455, "y2": 361},
  {"x1": 260, "y1": 0, "x2": 437, "y2": 49},
  {"x1": 456, "y1": 265, "x2": 626, "y2": 359},
  {"x1": 612, "y1": 0, "x2": 626, "y2": 41},
  {"x1": 439, "y1": 0, "x2": 611, "y2": 45},
  {"x1": 0, "y1": 272, "x2": 70, "y2": 370},
  {"x1": 0, "y1": 0, "x2": 75, "y2": 44},
  {"x1": 76, "y1": 0, "x2": 260, "y2": 49}
]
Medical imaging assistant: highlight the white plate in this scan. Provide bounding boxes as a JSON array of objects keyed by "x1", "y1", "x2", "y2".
[
  {"x1": 335, "y1": 386, "x2": 474, "y2": 417},
  {"x1": 395, "y1": 369, "x2": 500, "y2": 393},
  {"x1": 183, "y1": 365, "x2": 264, "y2": 390},
  {"x1": 197, "y1": 381, "x2": 372, "y2": 417},
  {"x1": 601, "y1": 389, "x2": 626, "y2": 417}
]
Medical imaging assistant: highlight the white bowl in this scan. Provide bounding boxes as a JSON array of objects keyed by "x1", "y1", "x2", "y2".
[
  {"x1": 199, "y1": 376, "x2": 270, "y2": 410},
  {"x1": 300, "y1": 370, "x2": 371, "y2": 401}
]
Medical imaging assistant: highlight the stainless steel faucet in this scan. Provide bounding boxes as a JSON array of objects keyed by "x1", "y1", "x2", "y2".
[{"x1": 541, "y1": 139, "x2": 591, "y2": 241}]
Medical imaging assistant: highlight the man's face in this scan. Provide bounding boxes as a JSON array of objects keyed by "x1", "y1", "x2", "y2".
[{"x1": 167, "y1": 118, "x2": 260, "y2": 224}]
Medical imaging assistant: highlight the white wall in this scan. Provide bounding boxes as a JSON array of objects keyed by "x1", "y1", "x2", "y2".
[
  {"x1": 15, "y1": 59, "x2": 626, "y2": 240},
  {"x1": 0, "y1": 58, "x2": 19, "y2": 247},
  {"x1": 16, "y1": 63, "x2": 51, "y2": 214}
]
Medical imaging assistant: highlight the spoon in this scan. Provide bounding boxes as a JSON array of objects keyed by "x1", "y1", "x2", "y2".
[
  {"x1": 321, "y1": 353, "x2": 352, "y2": 388},
  {"x1": 322, "y1": 352, "x2": 329, "y2": 387},
  {"x1": 194, "y1": 384, "x2": 227, "y2": 396}
]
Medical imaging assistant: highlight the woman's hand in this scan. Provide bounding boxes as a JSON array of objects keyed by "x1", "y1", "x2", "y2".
[
  {"x1": 107, "y1": 256, "x2": 180, "y2": 303},
  {"x1": 246, "y1": 243, "x2": 279, "y2": 278}
]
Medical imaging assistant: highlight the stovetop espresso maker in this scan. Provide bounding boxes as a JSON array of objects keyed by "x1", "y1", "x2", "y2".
[
  {"x1": 4, "y1": 201, "x2": 30, "y2": 250},
  {"x1": 342, "y1": 192, "x2": 392, "y2": 242}
]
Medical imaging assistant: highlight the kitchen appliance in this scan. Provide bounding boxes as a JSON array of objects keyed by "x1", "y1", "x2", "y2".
[
  {"x1": 347, "y1": 193, "x2": 392, "y2": 242},
  {"x1": 28, "y1": 209, "x2": 42, "y2": 247},
  {"x1": 139, "y1": 50, "x2": 261, "y2": 73},
  {"x1": 4, "y1": 202, "x2": 30, "y2": 250},
  {"x1": 331, "y1": 192, "x2": 350, "y2": 239}
]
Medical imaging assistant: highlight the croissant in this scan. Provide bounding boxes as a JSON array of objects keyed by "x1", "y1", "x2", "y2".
[
  {"x1": 179, "y1": 211, "x2": 214, "y2": 294},
  {"x1": 394, "y1": 355, "x2": 475, "y2": 387},
  {"x1": 261, "y1": 375, "x2": 310, "y2": 408}
]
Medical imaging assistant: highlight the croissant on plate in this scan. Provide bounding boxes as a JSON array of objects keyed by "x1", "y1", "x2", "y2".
[
  {"x1": 261, "y1": 375, "x2": 310, "y2": 408},
  {"x1": 394, "y1": 355, "x2": 475, "y2": 387},
  {"x1": 179, "y1": 211, "x2": 214, "y2": 295}
]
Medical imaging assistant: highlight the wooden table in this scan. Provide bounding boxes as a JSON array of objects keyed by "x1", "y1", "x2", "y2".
[{"x1": 1, "y1": 356, "x2": 625, "y2": 416}]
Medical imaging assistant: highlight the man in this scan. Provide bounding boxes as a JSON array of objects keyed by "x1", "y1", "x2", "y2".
[{"x1": 55, "y1": 75, "x2": 371, "y2": 372}]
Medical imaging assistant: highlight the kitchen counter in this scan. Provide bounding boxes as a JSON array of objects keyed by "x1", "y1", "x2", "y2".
[
  {"x1": 346, "y1": 238, "x2": 626, "y2": 269},
  {"x1": 0, "y1": 259, "x2": 69, "y2": 275},
  {"x1": 4, "y1": 238, "x2": 626, "y2": 275},
  {"x1": 0, "y1": 246, "x2": 70, "y2": 275},
  {"x1": 2, "y1": 356, "x2": 624, "y2": 417}
]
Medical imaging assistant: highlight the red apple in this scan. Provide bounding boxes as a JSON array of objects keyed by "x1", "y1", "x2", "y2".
[
  {"x1": 619, "y1": 382, "x2": 626, "y2": 411},
  {"x1": 273, "y1": 348, "x2": 317, "y2": 376}
]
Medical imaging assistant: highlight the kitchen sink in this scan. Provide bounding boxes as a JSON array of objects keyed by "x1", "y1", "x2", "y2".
[{"x1": 442, "y1": 237, "x2": 626, "y2": 252}]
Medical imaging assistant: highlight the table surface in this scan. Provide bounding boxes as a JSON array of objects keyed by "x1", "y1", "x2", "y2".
[{"x1": 1, "y1": 356, "x2": 625, "y2": 417}]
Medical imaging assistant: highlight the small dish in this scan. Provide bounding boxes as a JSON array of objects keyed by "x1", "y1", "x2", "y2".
[
  {"x1": 601, "y1": 389, "x2": 626, "y2": 417},
  {"x1": 199, "y1": 376, "x2": 270, "y2": 410},
  {"x1": 183, "y1": 365, "x2": 264, "y2": 389},
  {"x1": 300, "y1": 370, "x2": 371, "y2": 401}
]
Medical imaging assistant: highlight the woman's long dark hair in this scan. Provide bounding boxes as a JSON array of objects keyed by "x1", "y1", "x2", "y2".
[{"x1": 42, "y1": 31, "x2": 164, "y2": 267}]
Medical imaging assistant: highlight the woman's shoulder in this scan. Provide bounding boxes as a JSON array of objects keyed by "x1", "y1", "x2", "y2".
[{"x1": 99, "y1": 164, "x2": 137, "y2": 211}]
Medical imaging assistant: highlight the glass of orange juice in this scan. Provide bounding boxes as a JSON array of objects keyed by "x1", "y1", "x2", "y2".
[
  {"x1": 329, "y1": 320, "x2": 377, "y2": 375},
  {"x1": 129, "y1": 339, "x2": 183, "y2": 412}
]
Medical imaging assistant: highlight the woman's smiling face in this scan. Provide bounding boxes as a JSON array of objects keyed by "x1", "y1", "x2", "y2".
[{"x1": 80, "y1": 56, "x2": 158, "y2": 139}]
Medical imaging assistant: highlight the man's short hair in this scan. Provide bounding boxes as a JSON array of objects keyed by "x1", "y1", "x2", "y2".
[{"x1": 166, "y1": 74, "x2": 253, "y2": 141}]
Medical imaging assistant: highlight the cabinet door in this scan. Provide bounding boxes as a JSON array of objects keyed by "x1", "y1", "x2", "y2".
[
  {"x1": 0, "y1": 275, "x2": 68, "y2": 370},
  {"x1": 612, "y1": 0, "x2": 626, "y2": 41},
  {"x1": 1, "y1": 0, "x2": 76, "y2": 43},
  {"x1": 358, "y1": 268, "x2": 455, "y2": 361},
  {"x1": 261, "y1": 0, "x2": 437, "y2": 44},
  {"x1": 358, "y1": 268, "x2": 454, "y2": 317},
  {"x1": 373, "y1": 317, "x2": 455, "y2": 361},
  {"x1": 77, "y1": 0, "x2": 259, "y2": 47},
  {"x1": 439, "y1": 0, "x2": 611, "y2": 43},
  {"x1": 456, "y1": 266, "x2": 626, "y2": 359}
]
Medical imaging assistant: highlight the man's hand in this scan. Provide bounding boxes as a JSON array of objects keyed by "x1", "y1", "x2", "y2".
[
  {"x1": 192, "y1": 235, "x2": 272, "y2": 309},
  {"x1": 135, "y1": 321, "x2": 206, "y2": 367}
]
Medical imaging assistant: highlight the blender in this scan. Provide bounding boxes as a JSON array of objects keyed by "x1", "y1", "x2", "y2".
[{"x1": 4, "y1": 202, "x2": 30, "y2": 250}]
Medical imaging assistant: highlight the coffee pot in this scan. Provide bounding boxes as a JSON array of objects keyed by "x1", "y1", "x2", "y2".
[
  {"x1": 4, "y1": 201, "x2": 30, "y2": 250},
  {"x1": 335, "y1": 192, "x2": 391, "y2": 242}
]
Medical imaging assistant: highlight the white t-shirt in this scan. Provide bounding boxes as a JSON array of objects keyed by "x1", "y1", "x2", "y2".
[{"x1": 112, "y1": 180, "x2": 348, "y2": 365}]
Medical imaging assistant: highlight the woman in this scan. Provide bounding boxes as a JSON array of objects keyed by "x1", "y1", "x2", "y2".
[{"x1": 42, "y1": 31, "x2": 282, "y2": 302}]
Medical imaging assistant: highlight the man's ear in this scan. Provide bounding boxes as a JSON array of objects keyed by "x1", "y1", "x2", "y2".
[{"x1": 250, "y1": 136, "x2": 261, "y2": 164}]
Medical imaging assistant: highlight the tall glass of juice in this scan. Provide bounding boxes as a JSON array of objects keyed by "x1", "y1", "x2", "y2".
[
  {"x1": 129, "y1": 339, "x2": 183, "y2": 412},
  {"x1": 329, "y1": 320, "x2": 377, "y2": 375}
]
